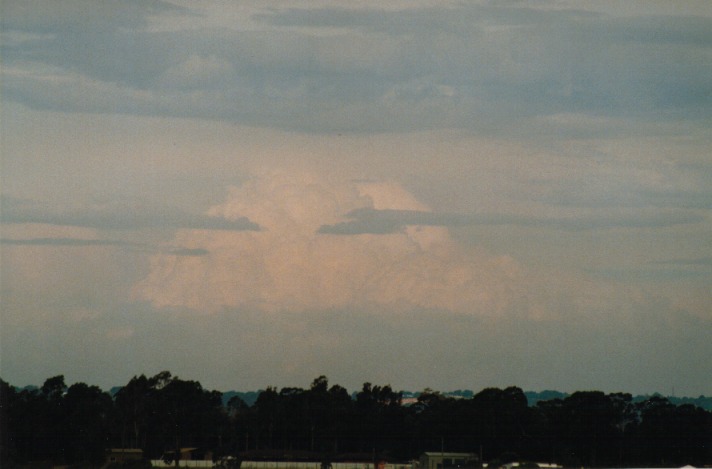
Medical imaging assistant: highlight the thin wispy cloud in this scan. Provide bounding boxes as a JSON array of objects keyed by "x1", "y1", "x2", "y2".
[
  {"x1": 1, "y1": 198, "x2": 260, "y2": 232},
  {"x1": 0, "y1": 237, "x2": 138, "y2": 247},
  {"x1": 652, "y1": 256, "x2": 712, "y2": 266},
  {"x1": 0, "y1": 237, "x2": 211, "y2": 258},
  {"x1": 318, "y1": 208, "x2": 704, "y2": 234},
  {"x1": 167, "y1": 247, "x2": 210, "y2": 257},
  {"x1": 589, "y1": 267, "x2": 712, "y2": 282}
]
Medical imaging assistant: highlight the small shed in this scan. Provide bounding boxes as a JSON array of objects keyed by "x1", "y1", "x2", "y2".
[
  {"x1": 419, "y1": 453, "x2": 480, "y2": 469},
  {"x1": 162, "y1": 447, "x2": 214, "y2": 461},
  {"x1": 106, "y1": 448, "x2": 144, "y2": 464}
]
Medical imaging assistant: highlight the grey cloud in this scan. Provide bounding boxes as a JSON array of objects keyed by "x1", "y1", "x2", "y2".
[
  {"x1": 0, "y1": 238, "x2": 212, "y2": 257},
  {"x1": 254, "y1": 4, "x2": 600, "y2": 37},
  {"x1": 0, "y1": 237, "x2": 214, "y2": 261},
  {"x1": 602, "y1": 14, "x2": 712, "y2": 46},
  {"x1": 255, "y1": 5, "x2": 712, "y2": 112},
  {"x1": 1, "y1": 196, "x2": 260, "y2": 232},
  {"x1": 318, "y1": 207, "x2": 704, "y2": 234},
  {"x1": 1, "y1": 1, "x2": 188, "y2": 91},
  {"x1": 653, "y1": 257, "x2": 712, "y2": 267},
  {"x1": 318, "y1": 208, "x2": 476, "y2": 234},
  {"x1": 2, "y1": 3, "x2": 711, "y2": 134},
  {"x1": 540, "y1": 166, "x2": 712, "y2": 210},
  {"x1": 640, "y1": 190, "x2": 712, "y2": 210},
  {"x1": 1, "y1": 0, "x2": 183, "y2": 33},
  {"x1": 317, "y1": 219, "x2": 401, "y2": 235},
  {"x1": 168, "y1": 248, "x2": 210, "y2": 257},
  {"x1": 588, "y1": 267, "x2": 711, "y2": 282},
  {"x1": 0, "y1": 237, "x2": 137, "y2": 247},
  {"x1": 559, "y1": 212, "x2": 705, "y2": 230}
]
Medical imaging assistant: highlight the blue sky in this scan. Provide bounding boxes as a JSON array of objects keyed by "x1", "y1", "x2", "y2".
[{"x1": 1, "y1": 1, "x2": 711, "y2": 395}]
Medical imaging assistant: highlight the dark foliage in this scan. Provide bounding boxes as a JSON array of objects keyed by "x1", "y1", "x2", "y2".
[{"x1": 2, "y1": 374, "x2": 711, "y2": 468}]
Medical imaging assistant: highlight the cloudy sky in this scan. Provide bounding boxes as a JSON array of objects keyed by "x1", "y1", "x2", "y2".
[{"x1": 1, "y1": 0, "x2": 711, "y2": 396}]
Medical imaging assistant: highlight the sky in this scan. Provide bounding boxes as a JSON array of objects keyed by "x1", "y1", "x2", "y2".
[{"x1": 1, "y1": 0, "x2": 711, "y2": 397}]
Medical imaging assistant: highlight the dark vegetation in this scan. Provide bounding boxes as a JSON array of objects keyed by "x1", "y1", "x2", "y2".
[{"x1": 1, "y1": 373, "x2": 711, "y2": 468}]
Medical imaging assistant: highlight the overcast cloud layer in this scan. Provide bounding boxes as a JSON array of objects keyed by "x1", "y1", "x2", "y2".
[{"x1": 1, "y1": 1, "x2": 711, "y2": 395}]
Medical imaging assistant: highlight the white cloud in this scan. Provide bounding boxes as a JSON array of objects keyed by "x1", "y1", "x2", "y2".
[{"x1": 132, "y1": 170, "x2": 554, "y2": 317}]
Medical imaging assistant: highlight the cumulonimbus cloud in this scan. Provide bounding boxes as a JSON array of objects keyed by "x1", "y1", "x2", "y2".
[{"x1": 132, "y1": 170, "x2": 558, "y2": 317}]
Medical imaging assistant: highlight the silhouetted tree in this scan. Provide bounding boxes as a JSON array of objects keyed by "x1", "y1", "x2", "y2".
[
  {"x1": 3, "y1": 373, "x2": 712, "y2": 467},
  {"x1": 0, "y1": 379, "x2": 17, "y2": 466},
  {"x1": 115, "y1": 374, "x2": 154, "y2": 449},
  {"x1": 151, "y1": 373, "x2": 227, "y2": 461},
  {"x1": 63, "y1": 382, "x2": 115, "y2": 464},
  {"x1": 468, "y1": 387, "x2": 531, "y2": 461}
]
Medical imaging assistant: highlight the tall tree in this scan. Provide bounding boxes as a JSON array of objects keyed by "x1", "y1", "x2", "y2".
[
  {"x1": 0, "y1": 379, "x2": 17, "y2": 466},
  {"x1": 63, "y1": 382, "x2": 115, "y2": 464},
  {"x1": 115, "y1": 374, "x2": 154, "y2": 450}
]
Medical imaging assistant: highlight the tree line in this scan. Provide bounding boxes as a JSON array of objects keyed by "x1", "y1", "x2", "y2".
[{"x1": 1, "y1": 372, "x2": 711, "y2": 468}]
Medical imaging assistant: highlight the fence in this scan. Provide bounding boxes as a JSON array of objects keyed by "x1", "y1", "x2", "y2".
[
  {"x1": 152, "y1": 461, "x2": 413, "y2": 469},
  {"x1": 152, "y1": 461, "x2": 215, "y2": 468}
]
